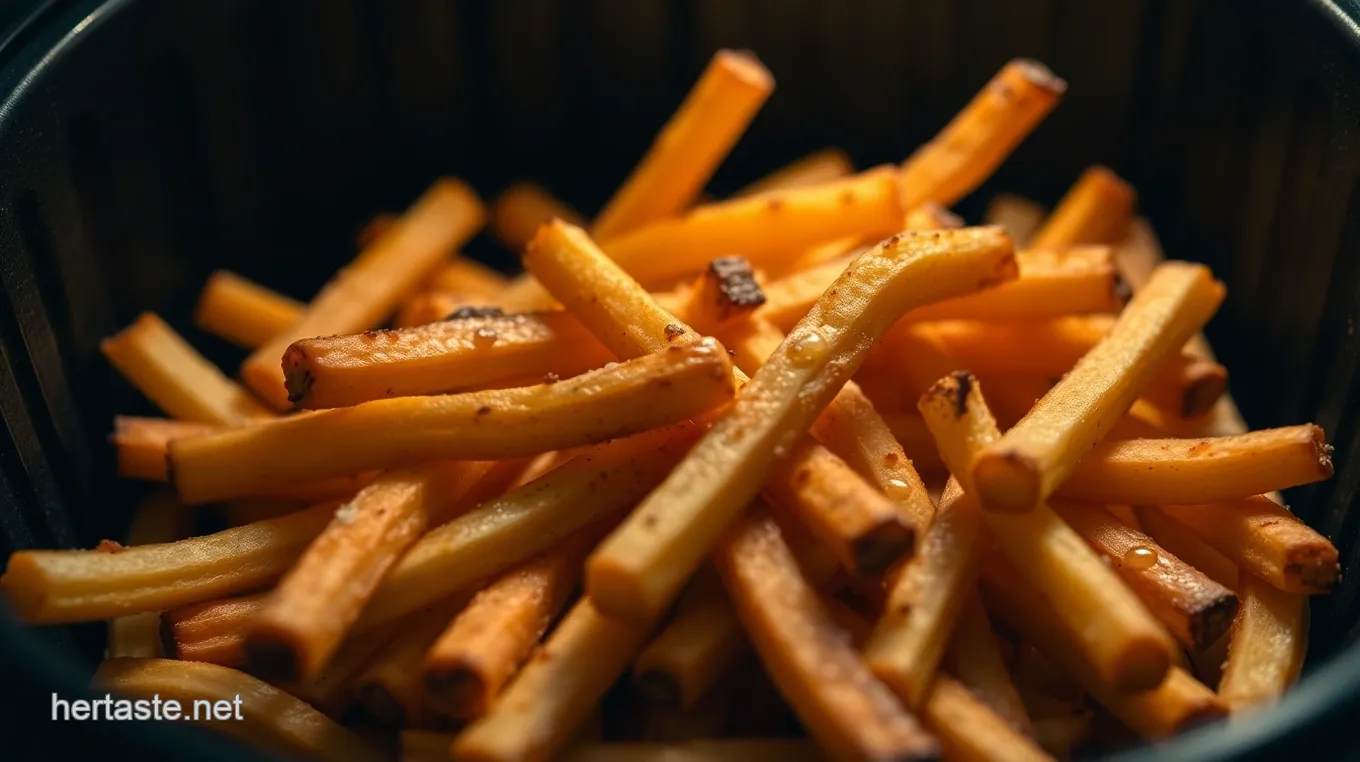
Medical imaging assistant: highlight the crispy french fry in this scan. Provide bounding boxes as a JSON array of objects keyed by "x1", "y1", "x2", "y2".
[
  {"x1": 592, "y1": 49, "x2": 774, "y2": 241},
  {"x1": 1028, "y1": 166, "x2": 1137, "y2": 251},
  {"x1": 299, "y1": 623, "x2": 400, "y2": 718},
  {"x1": 95, "y1": 658, "x2": 386, "y2": 762},
  {"x1": 1136, "y1": 506, "x2": 1239, "y2": 590},
  {"x1": 242, "y1": 178, "x2": 486, "y2": 410},
  {"x1": 983, "y1": 194, "x2": 1047, "y2": 247},
  {"x1": 423, "y1": 536, "x2": 590, "y2": 719},
  {"x1": 682, "y1": 257, "x2": 767, "y2": 333},
  {"x1": 1218, "y1": 573, "x2": 1309, "y2": 712},
  {"x1": 944, "y1": 591, "x2": 1033, "y2": 736},
  {"x1": 101, "y1": 313, "x2": 274, "y2": 425},
  {"x1": 898, "y1": 60, "x2": 1066, "y2": 209},
  {"x1": 735, "y1": 148, "x2": 854, "y2": 198},
  {"x1": 195, "y1": 271, "x2": 303, "y2": 350},
  {"x1": 284, "y1": 311, "x2": 615, "y2": 409},
  {"x1": 971, "y1": 262, "x2": 1226, "y2": 512},
  {"x1": 713, "y1": 507, "x2": 940, "y2": 762},
  {"x1": 1150, "y1": 498, "x2": 1339, "y2": 594},
  {"x1": 452, "y1": 598, "x2": 655, "y2": 762},
  {"x1": 113, "y1": 416, "x2": 219, "y2": 481},
  {"x1": 161, "y1": 593, "x2": 264, "y2": 667},
  {"x1": 106, "y1": 492, "x2": 190, "y2": 659},
  {"x1": 243, "y1": 460, "x2": 494, "y2": 683},
  {"x1": 170, "y1": 340, "x2": 734, "y2": 504},
  {"x1": 922, "y1": 372, "x2": 1176, "y2": 690},
  {"x1": 631, "y1": 570, "x2": 745, "y2": 710},
  {"x1": 422, "y1": 258, "x2": 508, "y2": 299},
  {"x1": 490, "y1": 182, "x2": 587, "y2": 252},
  {"x1": 924, "y1": 676, "x2": 1054, "y2": 762},
  {"x1": 1, "y1": 503, "x2": 336, "y2": 623},
  {"x1": 1054, "y1": 505, "x2": 1237, "y2": 650},
  {"x1": 354, "y1": 597, "x2": 465, "y2": 728},
  {"x1": 979, "y1": 560, "x2": 1227, "y2": 740}
]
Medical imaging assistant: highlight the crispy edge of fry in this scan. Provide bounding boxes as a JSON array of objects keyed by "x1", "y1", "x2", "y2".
[
  {"x1": 970, "y1": 262, "x2": 1226, "y2": 512},
  {"x1": 1028, "y1": 165, "x2": 1137, "y2": 250},
  {"x1": 160, "y1": 592, "x2": 265, "y2": 668},
  {"x1": 490, "y1": 181, "x2": 587, "y2": 252},
  {"x1": 1218, "y1": 572, "x2": 1309, "y2": 713},
  {"x1": 113, "y1": 416, "x2": 220, "y2": 481},
  {"x1": 195, "y1": 271, "x2": 303, "y2": 350},
  {"x1": 983, "y1": 194, "x2": 1048, "y2": 248},
  {"x1": 682, "y1": 256, "x2": 768, "y2": 333},
  {"x1": 734, "y1": 147, "x2": 854, "y2": 198}
]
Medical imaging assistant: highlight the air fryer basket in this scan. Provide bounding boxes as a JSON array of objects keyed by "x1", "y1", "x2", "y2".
[{"x1": 1, "y1": 0, "x2": 1359, "y2": 759}]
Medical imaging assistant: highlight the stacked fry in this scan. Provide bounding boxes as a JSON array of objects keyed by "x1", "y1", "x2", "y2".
[{"x1": 1, "y1": 50, "x2": 1339, "y2": 762}]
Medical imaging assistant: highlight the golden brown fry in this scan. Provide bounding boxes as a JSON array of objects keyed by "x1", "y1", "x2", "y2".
[
  {"x1": 354, "y1": 597, "x2": 466, "y2": 728},
  {"x1": 161, "y1": 593, "x2": 265, "y2": 667},
  {"x1": 490, "y1": 182, "x2": 587, "y2": 252},
  {"x1": 631, "y1": 570, "x2": 745, "y2": 710},
  {"x1": 195, "y1": 271, "x2": 303, "y2": 349},
  {"x1": 95, "y1": 658, "x2": 386, "y2": 762},
  {"x1": 1029, "y1": 166, "x2": 1137, "y2": 251},
  {"x1": 422, "y1": 258, "x2": 509, "y2": 298},
  {"x1": 922, "y1": 372, "x2": 1177, "y2": 690},
  {"x1": 713, "y1": 507, "x2": 940, "y2": 762},
  {"x1": 1, "y1": 503, "x2": 336, "y2": 623},
  {"x1": 1218, "y1": 573, "x2": 1308, "y2": 712},
  {"x1": 899, "y1": 60, "x2": 1066, "y2": 209},
  {"x1": 924, "y1": 676, "x2": 1054, "y2": 762},
  {"x1": 1151, "y1": 498, "x2": 1339, "y2": 594},
  {"x1": 983, "y1": 194, "x2": 1047, "y2": 247},
  {"x1": 299, "y1": 624, "x2": 400, "y2": 718},
  {"x1": 452, "y1": 598, "x2": 655, "y2": 762},
  {"x1": 242, "y1": 178, "x2": 486, "y2": 410},
  {"x1": 734, "y1": 147, "x2": 854, "y2": 198},
  {"x1": 106, "y1": 492, "x2": 190, "y2": 659},
  {"x1": 1054, "y1": 504, "x2": 1238, "y2": 650},
  {"x1": 170, "y1": 340, "x2": 734, "y2": 504},
  {"x1": 592, "y1": 49, "x2": 774, "y2": 241},
  {"x1": 355, "y1": 212, "x2": 397, "y2": 250},
  {"x1": 423, "y1": 536, "x2": 590, "y2": 719},
  {"x1": 682, "y1": 256, "x2": 767, "y2": 333},
  {"x1": 904, "y1": 202, "x2": 966, "y2": 231},
  {"x1": 1136, "y1": 506, "x2": 1240, "y2": 590},
  {"x1": 944, "y1": 591, "x2": 1033, "y2": 736},
  {"x1": 101, "y1": 312, "x2": 274, "y2": 425},
  {"x1": 971, "y1": 262, "x2": 1226, "y2": 512},
  {"x1": 284, "y1": 311, "x2": 615, "y2": 409},
  {"x1": 112, "y1": 416, "x2": 219, "y2": 481}
]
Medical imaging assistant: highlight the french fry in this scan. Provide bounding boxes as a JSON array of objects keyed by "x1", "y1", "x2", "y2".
[
  {"x1": 924, "y1": 676, "x2": 1054, "y2": 762},
  {"x1": 631, "y1": 570, "x2": 745, "y2": 709},
  {"x1": 101, "y1": 312, "x2": 274, "y2": 425},
  {"x1": 904, "y1": 202, "x2": 965, "y2": 231},
  {"x1": 170, "y1": 340, "x2": 734, "y2": 504},
  {"x1": 681, "y1": 257, "x2": 767, "y2": 333},
  {"x1": 395, "y1": 291, "x2": 483, "y2": 328},
  {"x1": 242, "y1": 178, "x2": 487, "y2": 410},
  {"x1": 979, "y1": 560, "x2": 1228, "y2": 739},
  {"x1": 161, "y1": 593, "x2": 264, "y2": 667},
  {"x1": 734, "y1": 147, "x2": 854, "y2": 198},
  {"x1": 1136, "y1": 506, "x2": 1239, "y2": 591},
  {"x1": 971, "y1": 262, "x2": 1226, "y2": 512},
  {"x1": 490, "y1": 182, "x2": 587, "y2": 252},
  {"x1": 591, "y1": 50, "x2": 773, "y2": 242},
  {"x1": 1052, "y1": 425, "x2": 1333, "y2": 504},
  {"x1": 95, "y1": 658, "x2": 387, "y2": 762},
  {"x1": 1150, "y1": 498, "x2": 1339, "y2": 594},
  {"x1": 112, "y1": 416, "x2": 219, "y2": 481},
  {"x1": 451, "y1": 599, "x2": 655, "y2": 762},
  {"x1": 712, "y1": 507, "x2": 940, "y2": 762},
  {"x1": 922, "y1": 372, "x2": 1177, "y2": 690},
  {"x1": 354, "y1": 597, "x2": 466, "y2": 728},
  {"x1": 1053, "y1": 504, "x2": 1238, "y2": 650},
  {"x1": 106, "y1": 491, "x2": 190, "y2": 659},
  {"x1": 355, "y1": 212, "x2": 397, "y2": 250},
  {"x1": 423, "y1": 536, "x2": 591, "y2": 719},
  {"x1": 1, "y1": 503, "x2": 336, "y2": 623},
  {"x1": 195, "y1": 271, "x2": 303, "y2": 350},
  {"x1": 898, "y1": 59, "x2": 1066, "y2": 210},
  {"x1": 283, "y1": 311, "x2": 615, "y2": 409},
  {"x1": 422, "y1": 258, "x2": 508, "y2": 298},
  {"x1": 300, "y1": 623, "x2": 400, "y2": 718},
  {"x1": 983, "y1": 194, "x2": 1047, "y2": 247},
  {"x1": 1218, "y1": 573, "x2": 1309, "y2": 712},
  {"x1": 1028, "y1": 166, "x2": 1137, "y2": 251},
  {"x1": 943, "y1": 591, "x2": 1033, "y2": 736},
  {"x1": 243, "y1": 460, "x2": 494, "y2": 683}
]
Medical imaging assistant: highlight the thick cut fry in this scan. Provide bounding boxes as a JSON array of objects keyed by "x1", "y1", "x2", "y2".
[
  {"x1": 490, "y1": 182, "x2": 587, "y2": 252},
  {"x1": 195, "y1": 271, "x2": 303, "y2": 349},
  {"x1": 355, "y1": 598, "x2": 465, "y2": 728},
  {"x1": 583, "y1": 226, "x2": 1016, "y2": 620},
  {"x1": 242, "y1": 178, "x2": 486, "y2": 410},
  {"x1": 944, "y1": 592, "x2": 1033, "y2": 736},
  {"x1": 354, "y1": 423, "x2": 699, "y2": 630},
  {"x1": 422, "y1": 258, "x2": 508, "y2": 298},
  {"x1": 423, "y1": 536, "x2": 590, "y2": 719},
  {"x1": 284, "y1": 311, "x2": 615, "y2": 409},
  {"x1": 683, "y1": 256, "x2": 767, "y2": 333},
  {"x1": 922, "y1": 372, "x2": 1176, "y2": 690},
  {"x1": 95, "y1": 658, "x2": 386, "y2": 762},
  {"x1": 107, "y1": 492, "x2": 189, "y2": 659},
  {"x1": 1054, "y1": 504, "x2": 1238, "y2": 650},
  {"x1": 1218, "y1": 573, "x2": 1308, "y2": 712},
  {"x1": 1136, "y1": 507, "x2": 1239, "y2": 590},
  {"x1": 1151, "y1": 498, "x2": 1339, "y2": 594},
  {"x1": 113, "y1": 416, "x2": 219, "y2": 481},
  {"x1": 983, "y1": 194, "x2": 1047, "y2": 247},
  {"x1": 601, "y1": 167, "x2": 909, "y2": 287},
  {"x1": 1053, "y1": 425, "x2": 1333, "y2": 504},
  {"x1": 591, "y1": 50, "x2": 773, "y2": 241},
  {"x1": 979, "y1": 561, "x2": 1227, "y2": 739},
  {"x1": 452, "y1": 599, "x2": 655, "y2": 762},
  {"x1": 971, "y1": 262, "x2": 1226, "y2": 512},
  {"x1": 244, "y1": 460, "x2": 493, "y2": 683},
  {"x1": 1028, "y1": 166, "x2": 1137, "y2": 251},
  {"x1": 713, "y1": 508, "x2": 940, "y2": 762},
  {"x1": 899, "y1": 60, "x2": 1066, "y2": 210},
  {"x1": 170, "y1": 340, "x2": 733, "y2": 504},
  {"x1": 161, "y1": 593, "x2": 265, "y2": 667},
  {"x1": 101, "y1": 313, "x2": 274, "y2": 425},
  {"x1": 735, "y1": 148, "x2": 854, "y2": 198},
  {"x1": 1, "y1": 503, "x2": 336, "y2": 623}
]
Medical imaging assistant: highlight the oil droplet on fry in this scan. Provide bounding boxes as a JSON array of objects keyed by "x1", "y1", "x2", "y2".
[
  {"x1": 473, "y1": 327, "x2": 499, "y2": 347},
  {"x1": 1122, "y1": 546, "x2": 1158, "y2": 570},
  {"x1": 788, "y1": 331, "x2": 828, "y2": 366}
]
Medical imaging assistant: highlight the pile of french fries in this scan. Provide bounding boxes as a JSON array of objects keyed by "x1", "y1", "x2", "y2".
[{"x1": 0, "y1": 50, "x2": 1341, "y2": 762}]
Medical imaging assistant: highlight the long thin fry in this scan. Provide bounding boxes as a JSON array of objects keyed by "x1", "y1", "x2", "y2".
[
  {"x1": 735, "y1": 148, "x2": 854, "y2": 198},
  {"x1": 1028, "y1": 166, "x2": 1137, "y2": 251},
  {"x1": 592, "y1": 49, "x2": 774, "y2": 241},
  {"x1": 112, "y1": 416, "x2": 219, "y2": 481},
  {"x1": 170, "y1": 340, "x2": 733, "y2": 504},
  {"x1": 242, "y1": 178, "x2": 486, "y2": 410},
  {"x1": 944, "y1": 591, "x2": 1033, "y2": 736},
  {"x1": 161, "y1": 593, "x2": 265, "y2": 667},
  {"x1": 101, "y1": 312, "x2": 274, "y2": 425},
  {"x1": 195, "y1": 271, "x2": 303, "y2": 349},
  {"x1": 924, "y1": 676, "x2": 1053, "y2": 762},
  {"x1": 983, "y1": 194, "x2": 1047, "y2": 247},
  {"x1": 971, "y1": 262, "x2": 1225, "y2": 512},
  {"x1": 106, "y1": 492, "x2": 189, "y2": 659},
  {"x1": 1135, "y1": 507, "x2": 1239, "y2": 591},
  {"x1": 95, "y1": 658, "x2": 386, "y2": 762},
  {"x1": 490, "y1": 182, "x2": 587, "y2": 252},
  {"x1": 1218, "y1": 572, "x2": 1309, "y2": 712},
  {"x1": 630, "y1": 570, "x2": 745, "y2": 710}
]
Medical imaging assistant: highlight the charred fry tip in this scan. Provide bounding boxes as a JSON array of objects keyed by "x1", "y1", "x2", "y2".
[
  {"x1": 1190, "y1": 595, "x2": 1240, "y2": 652},
  {"x1": 951, "y1": 371, "x2": 975, "y2": 418},
  {"x1": 664, "y1": 324, "x2": 687, "y2": 341},
  {"x1": 1288, "y1": 549, "x2": 1341, "y2": 593},
  {"x1": 425, "y1": 668, "x2": 486, "y2": 719},
  {"x1": 706, "y1": 256, "x2": 767, "y2": 309},
  {"x1": 1112, "y1": 269, "x2": 1133, "y2": 306},
  {"x1": 850, "y1": 522, "x2": 916, "y2": 576},
  {"x1": 1312, "y1": 426, "x2": 1335, "y2": 474}
]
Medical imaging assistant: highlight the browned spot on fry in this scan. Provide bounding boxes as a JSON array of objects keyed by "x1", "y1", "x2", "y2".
[
  {"x1": 664, "y1": 324, "x2": 686, "y2": 341},
  {"x1": 476, "y1": 406, "x2": 492, "y2": 416},
  {"x1": 951, "y1": 371, "x2": 974, "y2": 418}
]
